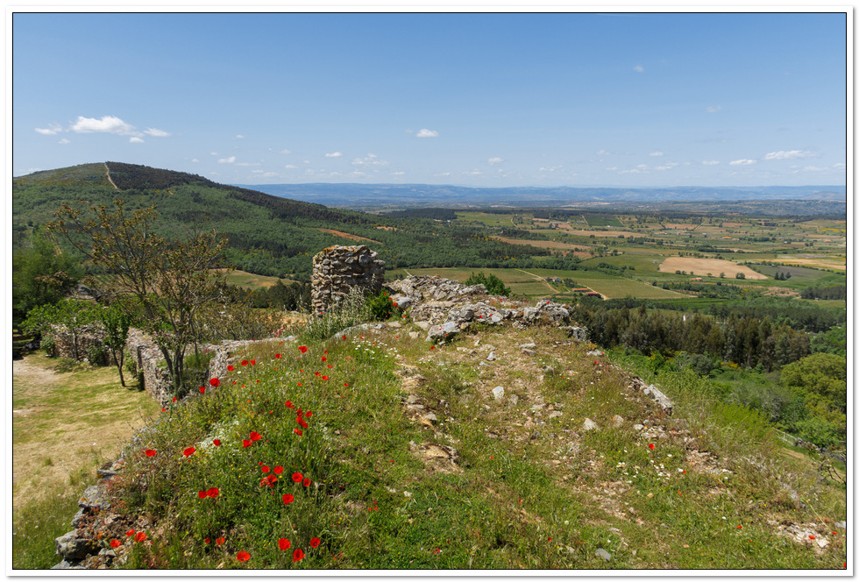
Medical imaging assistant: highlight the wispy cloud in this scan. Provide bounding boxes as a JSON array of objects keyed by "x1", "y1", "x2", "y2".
[
  {"x1": 655, "y1": 162, "x2": 679, "y2": 171},
  {"x1": 596, "y1": 149, "x2": 610, "y2": 156},
  {"x1": 352, "y1": 153, "x2": 387, "y2": 167},
  {"x1": 633, "y1": 64, "x2": 645, "y2": 73},
  {"x1": 649, "y1": 151, "x2": 664, "y2": 157},
  {"x1": 416, "y1": 128, "x2": 439, "y2": 138},
  {"x1": 706, "y1": 105, "x2": 721, "y2": 113},
  {"x1": 218, "y1": 156, "x2": 236, "y2": 164},
  {"x1": 701, "y1": 160, "x2": 720, "y2": 166},
  {"x1": 729, "y1": 159, "x2": 757, "y2": 166},
  {"x1": 58, "y1": 138, "x2": 70, "y2": 145},
  {"x1": 144, "y1": 128, "x2": 170, "y2": 137},
  {"x1": 325, "y1": 151, "x2": 343, "y2": 158},
  {"x1": 763, "y1": 150, "x2": 814, "y2": 160},
  {"x1": 35, "y1": 123, "x2": 63, "y2": 136},
  {"x1": 488, "y1": 156, "x2": 504, "y2": 165},
  {"x1": 129, "y1": 136, "x2": 144, "y2": 144},
  {"x1": 235, "y1": 134, "x2": 245, "y2": 139},
  {"x1": 279, "y1": 149, "x2": 292, "y2": 155}
]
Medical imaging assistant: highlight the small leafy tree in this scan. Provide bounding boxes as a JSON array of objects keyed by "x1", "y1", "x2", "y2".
[
  {"x1": 49, "y1": 199, "x2": 228, "y2": 394},
  {"x1": 21, "y1": 299, "x2": 100, "y2": 360},
  {"x1": 464, "y1": 272, "x2": 511, "y2": 297},
  {"x1": 12, "y1": 229, "x2": 82, "y2": 325},
  {"x1": 100, "y1": 303, "x2": 131, "y2": 386}
]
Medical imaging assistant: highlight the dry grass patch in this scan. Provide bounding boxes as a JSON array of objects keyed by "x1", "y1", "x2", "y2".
[
  {"x1": 658, "y1": 257, "x2": 767, "y2": 280},
  {"x1": 319, "y1": 228, "x2": 380, "y2": 244},
  {"x1": 491, "y1": 236, "x2": 587, "y2": 251}
]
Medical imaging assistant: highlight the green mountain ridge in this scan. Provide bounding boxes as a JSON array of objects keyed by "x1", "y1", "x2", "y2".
[{"x1": 12, "y1": 162, "x2": 546, "y2": 279}]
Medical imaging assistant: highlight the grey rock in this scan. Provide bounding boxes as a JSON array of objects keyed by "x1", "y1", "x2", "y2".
[
  {"x1": 408, "y1": 331, "x2": 420, "y2": 340},
  {"x1": 422, "y1": 412, "x2": 438, "y2": 424},
  {"x1": 509, "y1": 394, "x2": 519, "y2": 405},
  {"x1": 521, "y1": 348, "x2": 536, "y2": 356},
  {"x1": 633, "y1": 424, "x2": 644, "y2": 431},
  {"x1": 583, "y1": 418, "x2": 598, "y2": 431},
  {"x1": 55, "y1": 530, "x2": 98, "y2": 562},
  {"x1": 586, "y1": 350, "x2": 604, "y2": 357},
  {"x1": 486, "y1": 352, "x2": 496, "y2": 361},
  {"x1": 548, "y1": 411, "x2": 563, "y2": 419},
  {"x1": 491, "y1": 386, "x2": 505, "y2": 400},
  {"x1": 643, "y1": 384, "x2": 674, "y2": 415},
  {"x1": 612, "y1": 415, "x2": 624, "y2": 427},
  {"x1": 595, "y1": 548, "x2": 612, "y2": 561},
  {"x1": 78, "y1": 485, "x2": 109, "y2": 510},
  {"x1": 406, "y1": 394, "x2": 421, "y2": 405},
  {"x1": 427, "y1": 321, "x2": 460, "y2": 342},
  {"x1": 835, "y1": 521, "x2": 847, "y2": 529},
  {"x1": 519, "y1": 342, "x2": 537, "y2": 349}
]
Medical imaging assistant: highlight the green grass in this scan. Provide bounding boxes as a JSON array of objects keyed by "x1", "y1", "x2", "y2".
[
  {"x1": 78, "y1": 321, "x2": 848, "y2": 570},
  {"x1": 220, "y1": 269, "x2": 297, "y2": 289},
  {"x1": 12, "y1": 353, "x2": 160, "y2": 570},
  {"x1": 582, "y1": 214, "x2": 623, "y2": 228}
]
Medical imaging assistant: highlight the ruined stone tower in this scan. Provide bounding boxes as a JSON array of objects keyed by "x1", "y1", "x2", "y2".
[{"x1": 310, "y1": 245, "x2": 385, "y2": 314}]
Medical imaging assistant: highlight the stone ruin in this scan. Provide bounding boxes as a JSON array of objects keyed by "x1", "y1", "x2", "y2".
[
  {"x1": 46, "y1": 324, "x2": 112, "y2": 365},
  {"x1": 310, "y1": 245, "x2": 385, "y2": 315}
]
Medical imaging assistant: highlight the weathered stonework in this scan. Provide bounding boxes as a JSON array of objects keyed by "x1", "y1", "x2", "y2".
[
  {"x1": 311, "y1": 245, "x2": 385, "y2": 315},
  {"x1": 125, "y1": 329, "x2": 172, "y2": 404},
  {"x1": 47, "y1": 324, "x2": 110, "y2": 365}
]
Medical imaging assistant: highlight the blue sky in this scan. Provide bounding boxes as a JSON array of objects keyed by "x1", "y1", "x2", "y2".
[{"x1": 13, "y1": 12, "x2": 847, "y2": 187}]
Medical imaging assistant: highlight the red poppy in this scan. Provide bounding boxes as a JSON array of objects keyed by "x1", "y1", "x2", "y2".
[
  {"x1": 250, "y1": 359, "x2": 256, "y2": 366},
  {"x1": 209, "y1": 377, "x2": 220, "y2": 388},
  {"x1": 215, "y1": 537, "x2": 225, "y2": 546},
  {"x1": 321, "y1": 376, "x2": 329, "y2": 381},
  {"x1": 344, "y1": 383, "x2": 349, "y2": 387},
  {"x1": 430, "y1": 345, "x2": 435, "y2": 351},
  {"x1": 227, "y1": 364, "x2": 235, "y2": 372},
  {"x1": 648, "y1": 443, "x2": 655, "y2": 451},
  {"x1": 737, "y1": 525, "x2": 743, "y2": 530},
  {"x1": 126, "y1": 529, "x2": 135, "y2": 537},
  {"x1": 199, "y1": 386, "x2": 206, "y2": 394},
  {"x1": 213, "y1": 439, "x2": 221, "y2": 447},
  {"x1": 110, "y1": 539, "x2": 121, "y2": 549},
  {"x1": 302, "y1": 477, "x2": 311, "y2": 487},
  {"x1": 297, "y1": 382, "x2": 303, "y2": 387},
  {"x1": 298, "y1": 345, "x2": 308, "y2": 354},
  {"x1": 292, "y1": 472, "x2": 303, "y2": 483},
  {"x1": 310, "y1": 537, "x2": 321, "y2": 548},
  {"x1": 282, "y1": 493, "x2": 295, "y2": 505},
  {"x1": 305, "y1": 411, "x2": 313, "y2": 418},
  {"x1": 261, "y1": 465, "x2": 270, "y2": 473},
  {"x1": 341, "y1": 335, "x2": 347, "y2": 340},
  {"x1": 809, "y1": 534, "x2": 816, "y2": 540},
  {"x1": 183, "y1": 446, "x2": 196, "y2": 457},
  {"x1": 241, "y1": 359, "x2": 249, "y2": 366},
  {"x1": 294, "y1": 428, "x2": 303, "y2": 436},
  {"x1": 204, "y1": 537, "x2": 211, "y2": 545},
  {"x1": 321, "y1": 356, "x2": 327, "y2": 362},
  {"x1": 274, "y1": 465, "x2": 284, "y2": 475},
  {"x1": 236, "y1": 550, "x2": 251, "y2": 563},
  {"x1": 292, "y1": 548, "x2": 305, "y2": 562},
  {"x1": 242, "y1": 439, "x2": 252, "y2": 448},
  {"x1": 297, "y1": 417, "x2": 308, "y2": 429},
  {"x1": 172, "y1": 396, "x2": 178, "y2": 403},
  {"x1": 135, "y1": 531, "x2": 147, "y2": 543},
  {"x1": 275, "y1": 353, "x2": 282, "y2": 359},
  {"x1": 198, "y1": 490, "x2": 208, "y2": 499},
  {"x1": 161, "y1": 407, "x2": 168, "y2": 412},
  {"x1": 314, "y1": 371, "x2": 320, "y2": 376},
  {"x1": 207, "y1": 487, "x2": 220, "y2": 498},
  {"x1": 144, "y1": 449, "x2": 157, "y2": 457},
  {"x1": 278, "y1": 538, "x2": 291, "y2": 551}
]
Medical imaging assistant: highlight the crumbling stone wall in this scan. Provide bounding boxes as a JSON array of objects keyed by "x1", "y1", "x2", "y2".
[
  {"x1": 47, "y1": 324, "x2": 110, "y2": 365},
  {"x1": 125, "y1": 329, "x2": 172, "y2": 404},
  {"x1": 310, "y1": 245, "x2": 385, "y2": 315}
]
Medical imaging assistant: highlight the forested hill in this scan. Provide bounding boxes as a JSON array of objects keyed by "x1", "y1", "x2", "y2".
[{"x1": 12, "y1": 162, "x2": 551, "y2": 279}]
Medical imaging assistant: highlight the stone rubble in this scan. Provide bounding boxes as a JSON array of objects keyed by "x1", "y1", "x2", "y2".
[{"x1": 311, "y1": 245, "x2": 385, "y2": 315}]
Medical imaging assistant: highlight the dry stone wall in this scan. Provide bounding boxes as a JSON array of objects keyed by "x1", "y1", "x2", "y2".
[
  {"x1": 47, "y1": 324, "x2": 111, "y2": 365},
  {"x1": 310, "y1": 245, "x2": 385, "y2": 315}
]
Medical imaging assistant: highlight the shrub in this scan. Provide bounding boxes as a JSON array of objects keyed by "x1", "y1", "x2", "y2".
[
  {"x1": 464, "y1": 272, "x2": 510, "y2": 296},
  {"x1": 365, "y1": 290, "x2": 402, "y2": 321}
]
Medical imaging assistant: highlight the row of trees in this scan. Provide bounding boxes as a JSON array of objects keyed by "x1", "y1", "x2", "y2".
[{"x1": 573, "y1": 303, "x2": 811, "y2": 371}]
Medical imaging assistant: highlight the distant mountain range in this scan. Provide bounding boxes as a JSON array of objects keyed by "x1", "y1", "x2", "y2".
[{"x1": 238, "y1": 182, "x2": 847, "y2": 210}]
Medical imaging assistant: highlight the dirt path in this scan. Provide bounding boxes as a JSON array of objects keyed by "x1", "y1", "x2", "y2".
[
  {"x1": 515, "y1": 268, "x2": 559, "y2": 294},
  {"x1": 104, "y1": 162, "x2": 119, "y2": 191}
]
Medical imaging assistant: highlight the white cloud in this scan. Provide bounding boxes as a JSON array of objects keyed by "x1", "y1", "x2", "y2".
[
  {"x1": 58, "y1": 138, "x2": 70, "y2": 145},
  {"x1": 391, "y1": 171, "x2": 405, "y2": 176},
  {"x1": 649, "y1": 151, "x2": 664, "y2": 157},
  {"x1": 655, "y1": 162, "x2": 679, "y2": 171},
  {"x1": 235, "y1": 134, "x2": 245, "y2": 139},
  {"x1": 35, "y1": 124, "x2": 63, "y2": 136},
  {"x1": 799, "y1": 165, "x2": 826, "y2": 172},
  {"x1": 729, "y1": 159, "x2": 757, "y2": 166},
  {"x1": 325, "y1": 151, "x2": 343, "y2": 158},
  {"x1": 218, "y1": 156, "x2": 236, "y2": 164},
  {"x1": 596, "y1": 149, "x2": 610, "y2": 156},
  {"x1": 144, "y1": 128, "x2": 170, "y2": 137},
  {"x1": 633, "y1": 64, "x2": 645, "y2": 73},
  {"x1": 129, "y1": 137, "x2": 144, "y2": 144},
  {"x1": 352, "y1": 153, "x2": 387, "y2": 167},
  {"x1": 605, "y1": 166, "x2": 618, "y2": 171},
  {"x1": 279, "y1": 149, "x2": 292, "y2": 155},
  {"x1": 71, "y1": 115, "x2": 135, "y2": 135},
  {"x1": 488, "y1": 156, "x2": 504, "y2": 166},
  {"x1": 416, "y1": 128, "x2": 439, "y2": 138},
  {"x1": 465, "y1": 169, "x2": 482, "y2": 176},
  {"x1": 236, "y1": 162, "x2": 261, "y2": 167},
  {"x1": 210, "y1": 152, "x2": 218, "y2": 156},
  {"x1": 285, "y1": 164, "x2": 298, "y2": 169},
  {"x1": 191, "y1": 158, "x2": 200, "y2": 163},
  {"x1": 702, "y1": 160, "x2": 720, "y2": 166},
  {"x1": 706, "y1": 105, "x2": 721, "y2": 113},
  {"x1": 763, "y1": 150, "x2": 814, "y2": 160}
]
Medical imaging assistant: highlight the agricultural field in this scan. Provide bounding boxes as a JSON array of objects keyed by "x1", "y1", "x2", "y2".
[
  {"x1": 218, "y1": 269, "x2": 297, "y2": 289},
  {"x1": 658, "y1": 257, "x2": 767, "y2": 280}
]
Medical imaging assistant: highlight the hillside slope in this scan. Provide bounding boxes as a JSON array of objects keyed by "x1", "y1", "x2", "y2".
[
  {"x1": 12, "y1": 163, "x2": 547, "y2": 278},
  {"x1": 52, "y1": 320, "x2": 846, "y2": 570}
]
